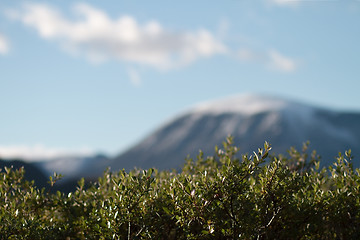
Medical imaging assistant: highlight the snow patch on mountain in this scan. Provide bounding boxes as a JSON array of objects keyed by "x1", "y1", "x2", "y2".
[{"x1": 191, "y1": 94, "x2": 308, "y2": 115}]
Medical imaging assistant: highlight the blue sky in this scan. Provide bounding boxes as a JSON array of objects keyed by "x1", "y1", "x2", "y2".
[{"x1": 0, "y1": 0, "x2": 360, "y2": 160}]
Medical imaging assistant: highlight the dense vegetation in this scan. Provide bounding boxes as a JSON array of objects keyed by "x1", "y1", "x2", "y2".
[{"x1": 1, "y1": 137, "x2": 359, "y2": 239}]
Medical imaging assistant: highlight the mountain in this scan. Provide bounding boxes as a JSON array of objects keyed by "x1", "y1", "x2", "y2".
[
  {"x1": 0, "y1": 159, "x2": 48, "y2": 189},
  {"x1": 109, "y1": 94, "x2": 360, "y2": 171},
  {"x1": 0, "y1": 154, "x2": 110, "y2": 192}
]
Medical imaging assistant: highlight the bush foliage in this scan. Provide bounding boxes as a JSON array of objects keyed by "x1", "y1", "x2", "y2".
[{"x1": 1, "y1": 137, "x2": 360, "y2": 239}]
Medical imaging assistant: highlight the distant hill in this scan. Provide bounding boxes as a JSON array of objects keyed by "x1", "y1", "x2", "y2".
[
  {"x1": 0, "y1": 159, "x2": 48, "y2": 189},
  {"x1": 109, "y1": 94, "x2": 360, "y2": 171},
  {"x1": 0, "y1": 154, "x2": 110, "y2": 192}
]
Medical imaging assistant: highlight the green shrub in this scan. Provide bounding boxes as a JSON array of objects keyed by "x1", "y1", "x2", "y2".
[{"x1": 1, "y1": 137, "x2": 359, "y2": 239}]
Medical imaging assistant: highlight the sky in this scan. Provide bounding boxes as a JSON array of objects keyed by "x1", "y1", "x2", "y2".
[{"x1": 0, "y1": 0, "x2": 360, "y2": 160}]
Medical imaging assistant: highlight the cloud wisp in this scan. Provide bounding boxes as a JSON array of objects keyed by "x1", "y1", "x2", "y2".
[
  {"x1": 267, "y1": 0, "x2": 300, "y2": 7},
  {"x1": 237, "y1": 48, "x2": 297, "y2": 72},
  {"x1": 267, "y1": 49, "x2": 297, "y2": 72},
  {"x1": 0, "y1": 33, "x2": 10, "y2": 55},
  {"x1": 8, "y1": 3, "x2": 227, "y2": 70},
  {"x1": 128, "y1": 68, "x2": 142, "y2": 87}
]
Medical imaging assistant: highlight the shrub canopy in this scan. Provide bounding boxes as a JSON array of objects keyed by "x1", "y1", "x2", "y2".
[{"x1": 1, "y1": 137, "x2": 359, "y2": 239}]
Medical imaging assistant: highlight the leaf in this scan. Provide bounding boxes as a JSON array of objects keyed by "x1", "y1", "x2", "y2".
[
  {"x1": 78, "y1": 178, "x2": 85, "y2": 189},
  {"x1": 163, "y1": 206, "x2": 171, "y2": 215}
]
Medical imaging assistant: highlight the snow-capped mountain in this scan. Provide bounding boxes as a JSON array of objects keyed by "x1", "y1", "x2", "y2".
[{"x1": 109, "y1": 94, "x2": 360, "y2": 171}]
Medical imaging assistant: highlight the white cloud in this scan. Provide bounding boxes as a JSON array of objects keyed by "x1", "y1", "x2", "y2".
[
  {"x1": 237, "y1": 48, "x2": 297, "y2": 72},
  {"x1": 0, "y1": 34, "x2": 10, "y2": 55},
  {"x1": 0, "y1": 144, "x2": 94, "y2": 161},
  {"x1": 9, "y1": 3, "x2": 227, "y2": 69}
]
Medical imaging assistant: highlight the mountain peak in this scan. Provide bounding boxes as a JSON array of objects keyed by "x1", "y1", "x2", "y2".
[{"x1": 190, "y1": 93, "x2": 313, "y2": 116}]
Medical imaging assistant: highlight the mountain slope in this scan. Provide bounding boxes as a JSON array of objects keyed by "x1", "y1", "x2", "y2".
[{"x1": 110, "y1": 94, "x2": 360, "y2": 171}]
